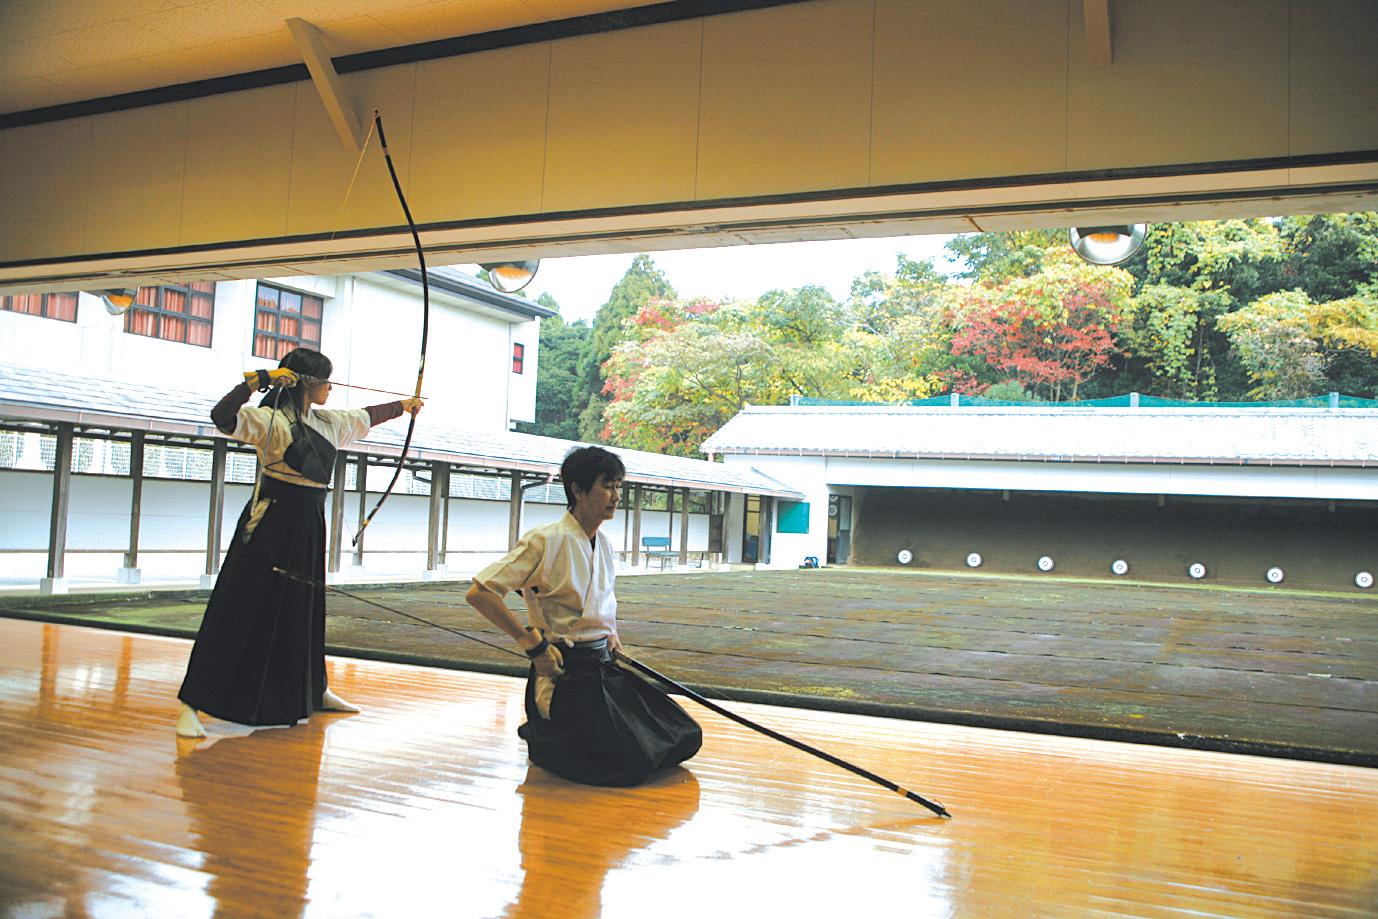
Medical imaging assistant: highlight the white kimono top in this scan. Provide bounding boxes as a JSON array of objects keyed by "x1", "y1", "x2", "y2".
[
  {"x1": 472, "y1": 511, "x2": 618, "y2": 643},
  {"x1": 231, "y1": 403, "x2": 371, "y2": 489}
]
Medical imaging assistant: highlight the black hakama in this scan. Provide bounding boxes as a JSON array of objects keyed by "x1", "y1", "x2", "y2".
[
  {"x1": 518, "y1": 640, "x2": 703, "y2": 787},
  {"x1": 178, "y1": 476, "x2": 328, "y2": 727}
]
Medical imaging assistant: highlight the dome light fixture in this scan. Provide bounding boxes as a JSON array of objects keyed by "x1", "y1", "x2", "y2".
[
  {"x1": 480, "y1": 260, "x2": 540, "y2": 293},
  {"x1": 98, "y1": 287, "x2": 142, "y2": 315},
  {"x1": 1069, "y1": 224, "x2": 1148, "y2": 266}
]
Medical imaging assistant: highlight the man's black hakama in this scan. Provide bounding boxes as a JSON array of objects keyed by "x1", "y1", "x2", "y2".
[
  {"x1": 518, "y1": 639, "x2": 702, "y2": 787},
  {"x1": 178, "y1": 476, "x2": 328, "y2": 727}
]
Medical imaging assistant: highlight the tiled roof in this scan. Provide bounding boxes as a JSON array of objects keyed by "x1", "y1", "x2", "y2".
[
  {"x1": 0, "y1": 363, "x2": 800, "y2": 498},
  {"x1": 701, "y1": 404, "x2": 1378, "y2": 467}
]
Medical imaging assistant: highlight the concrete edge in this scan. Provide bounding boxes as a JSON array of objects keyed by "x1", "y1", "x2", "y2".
[{"x1": 5, "y1": 608, "x2": 1371, "y2": 770}]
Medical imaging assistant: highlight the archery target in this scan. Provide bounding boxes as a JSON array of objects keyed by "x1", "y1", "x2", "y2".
[
  {"x1": 896, "y1": 549, "x2": 913, "y2": 565},
  {"x1": 1037, "y1": 556, "x2": 1055, "y2": 572},
  {"x1": 1356, "y1": 571, "x2": 1374, "y2": 589},
  {"x1": 1188, "y1": 562, "x2": 1207, "y2": 579},
  {"x1": 1266, "y1": 567, "x2": 1285, "y2": 584},
  {"x1": 1111, "y1": 559, "x2": 1129, "y2": 575},
  {"x1": 966, "y1": 552, "x2": 982, "y2": 568}
]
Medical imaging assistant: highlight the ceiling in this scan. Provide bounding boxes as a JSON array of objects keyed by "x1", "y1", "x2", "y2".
[{"x1": 0, "y1": 0, "x2": 654, "y2": 116}]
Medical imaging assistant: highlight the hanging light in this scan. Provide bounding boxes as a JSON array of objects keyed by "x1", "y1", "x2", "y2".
[
  {"x1": 480, "y1": 260, "x2": 540, "y2": 293},
  {"x1": 1069, "y1": 224, "x2": 1148, "y2": 265},
  {"x1": 98, "y1": 287, "x2": 142, "y2": 315}
]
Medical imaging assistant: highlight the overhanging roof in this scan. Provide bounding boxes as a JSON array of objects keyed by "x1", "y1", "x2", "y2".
[
  {"x1": 0, "y1": 363, "x2": 801, "y2": 499},
  {"x1": 702, "y1": 404, "x2": 1378, "y2": 468}
]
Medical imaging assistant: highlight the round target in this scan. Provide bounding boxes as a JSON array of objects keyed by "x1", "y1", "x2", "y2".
[
  {"x1": 1037, "y1": 556, "x2": 1055, "y2": 572},
  {"x1": 1111, "y1": 559, "x2": 1129, "y2": 575},
  {"x1": 966, "y1": 552, "x2": 982, "y2": 568},
  {"x1": 1266, "y1": 567, "x2": 1285, "y2": 584},
  {"x1": 896, "y1": 549, "x2": 914, "y2": 565},
  {"x1": 1356, "y1": 571, "x2": 1374, "y2": 589},
  {"x1": 1188, "y1": 562, "x2": 1207, "y2": 579}
]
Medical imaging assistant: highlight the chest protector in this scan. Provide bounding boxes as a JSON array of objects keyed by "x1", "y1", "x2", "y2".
[{"x1": 282, "y1": 417, "x2": 337, "y2": 485}]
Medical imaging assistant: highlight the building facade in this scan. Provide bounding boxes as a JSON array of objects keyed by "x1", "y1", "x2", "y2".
[{"x1": 704, "y1": 401, "x2": 1378, "y2": 592}]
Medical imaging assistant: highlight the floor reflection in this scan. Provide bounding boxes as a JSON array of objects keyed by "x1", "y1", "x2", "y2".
[
  {"x1": 175, "y1": 720, "x2": 328, "y2": 919},
  {"x1": 505, "y1": 766, "x2": 701, "y2": 919}
]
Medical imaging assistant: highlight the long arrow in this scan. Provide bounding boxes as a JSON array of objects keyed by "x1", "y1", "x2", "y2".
[{"x1": 614, "y1": 650, "x2": 951, "y2": 818}]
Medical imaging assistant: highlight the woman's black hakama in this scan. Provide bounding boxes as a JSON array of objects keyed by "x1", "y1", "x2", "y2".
[
  {"x1": 178, "y1": 476, "x2": 328, "y2": 727},
  {"x1": 518, "y1": 640, "x2": 703, "y2": 787}
]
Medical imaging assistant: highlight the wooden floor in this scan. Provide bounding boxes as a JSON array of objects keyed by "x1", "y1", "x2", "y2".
[{"x1": 2, "y1": 619, "x2": 1376, "y2": 918}]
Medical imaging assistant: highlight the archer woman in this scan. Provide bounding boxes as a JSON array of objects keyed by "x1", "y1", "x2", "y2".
[
  {"x1": 466, "y1": 446, "x2": 702, "y2": 786},
  {"x1": 176, "y1": 347, "x2": 421, "y2": 737}
]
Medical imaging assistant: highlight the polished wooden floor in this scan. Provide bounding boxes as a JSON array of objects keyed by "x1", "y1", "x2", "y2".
[{"x1": 1, "y1": 619, "x2": 1375, "y2": 918}]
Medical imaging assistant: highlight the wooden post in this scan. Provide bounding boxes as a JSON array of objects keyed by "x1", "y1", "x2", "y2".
[
  {"x1": 426, "y1": 460, "x2": 447, "y2": 575},
  {"x1": 118, "y1": 432, "x2": 144, "y2": 584},
  {"x1": 679, "y1": 487, "x2": 690, "y2": 565},
  {"x1": 507, "y1": 470, "x2": 523, "y2": 550},
  {"x1": 41, "y1": 423, "x2": 73, "y2": 594},
  {"x1": 441, "y1": 464, "x2": 451, "y2": 568},
  {"x1": 630, "y1": 484, "x2": 642, "y2": 566},
  {"x1": 328, "y1": 450, "x2": 348, "y2": 575},
  {"x1": 353, "y1": 455, "x2": 368, "y2": 568},
  {"x1": 202, "y1": 439, "x2": 227, "y2": 587}
]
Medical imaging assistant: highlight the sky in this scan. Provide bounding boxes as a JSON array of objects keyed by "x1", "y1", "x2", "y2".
[{"x1": 518, "y1": 233, "x2": 962, "y2": 323}]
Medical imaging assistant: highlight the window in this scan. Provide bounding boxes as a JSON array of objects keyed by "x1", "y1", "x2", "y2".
[
  {"x1": 125, "y1": 283, "x2": 214, "y2": 346},
  {"x1": 512, "y1": 342, "x2": 526, "y2": 374},
  {"x1": 254, "y1": 283, "x2": 323, "y2": 360},
  {"x1": 1, "y1": 292, "x2": 77, "y2": 322}
]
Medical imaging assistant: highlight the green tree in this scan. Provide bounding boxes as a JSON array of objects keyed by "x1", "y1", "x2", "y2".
[
  {"x1": 602, "y1": 301, "x2": 778, "y2": 455},
  {"x1": 1279, "y1": 213, "x2": 1378, "y2": 302},
  {"x1": 1216, "y1": 290, "x2": 1327, "y2": 399},
  {"x1": 577, "y1": 254, "x2": 676, "y2": 441},
  {"x1": 945, "y1": 229, "x2": 1064, "y2": 283},
  {"x1": 1121, "y1": 284, "x2": 1216, "y2": 399},
  {"x1": 514, "y1": 292, "x2": 590, "y2": 441}
]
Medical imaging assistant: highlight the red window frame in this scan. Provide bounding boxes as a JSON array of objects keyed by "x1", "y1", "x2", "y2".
[
  {"x1": 124, "y1": 283, "x2": 214, "y2": 347},
  {"x1": 253, "y1": 283, "x2": 324, "y2": 360},
  {"x1": 1, "y1": 292, "x2": 78, "y2": 322}
]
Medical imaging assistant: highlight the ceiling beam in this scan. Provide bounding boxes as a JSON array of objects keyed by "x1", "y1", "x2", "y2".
[
  {"x1": 1084, "y1": 0, "x2": 1113, "y2": 67},
  {"x1": 286, "y1": 17, "x2": 362, "y2": 152}
]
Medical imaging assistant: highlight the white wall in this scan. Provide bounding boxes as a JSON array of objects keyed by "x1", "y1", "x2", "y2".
[
  {"x1": 819, "y1": 456, "x2": 1378, "y2": 502},
  {"x1": 721, "y1": 455, "x2": 832, "y2": 569}
]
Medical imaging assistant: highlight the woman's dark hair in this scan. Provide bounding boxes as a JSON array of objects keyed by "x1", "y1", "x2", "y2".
[
  {"x1": 259, "y1": 348, "x2": 332, "y2": 410},
  {"x1": 560, "y1": 446, "x2": 625, "y2": 509}
]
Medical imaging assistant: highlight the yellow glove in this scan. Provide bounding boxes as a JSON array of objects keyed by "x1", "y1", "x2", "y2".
[
  {"x1": 520, "y1": 628, "x2": 564, "y2": 719},
  {"x1": 243, "y1": 368, "x2": 299, "y2": 390}
]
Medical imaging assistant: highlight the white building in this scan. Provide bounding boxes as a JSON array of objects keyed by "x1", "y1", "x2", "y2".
[
  {"x1": 0, "y1": 267, "x2": 546, "y2": 433},
  {"x1": 0, "y1": 273, "x2": 800, "y2": 592},
  {"x1": 704, "y1": 401, "x2": 1378, "y2": 591}
]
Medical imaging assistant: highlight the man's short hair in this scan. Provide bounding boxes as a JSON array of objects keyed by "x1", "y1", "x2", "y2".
[{"x1": 560, "y1": 446, "x2": 626, "y2": 508}]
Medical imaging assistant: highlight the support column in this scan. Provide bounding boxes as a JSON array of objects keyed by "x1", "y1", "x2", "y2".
[
  {"x1": 630, "y1": 484, "x2": 642, "y2": 566},
  {"x1": 425, "y1": 460, "x2": 448, "y2": 579},
  {"x1": 679, "y1": 487, "x2": 690, "y2": 566},
  {"x1": 328, "y1": 450, "x2": 348, "y2": 577},
  {"x1": 352, "y1": 455, "x2": 367, "y2": 569},
  {"x1": 40, "y1": 423, "x2": 73, "y2": 595},
  {"x1": 441, "y1": 464, "x2": 452, "y2": 569},
  {"x1": 200, "y1": 439, "x2": 227, "y2": 589},
  {"x1": 507, "y1": 470, "x2": 523, "y2": 550},
  {"x1": 118, "y1": 432, "x2": 144, "y2": 585}
]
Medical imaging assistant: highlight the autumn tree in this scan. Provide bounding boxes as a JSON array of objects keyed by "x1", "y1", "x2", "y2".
[
  {"x1": 576, "y1": 254, "x2": 676, "y2": 441},
  {"x1": 950, "y1": 255, "x2": 1133, "y2": 400}
]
